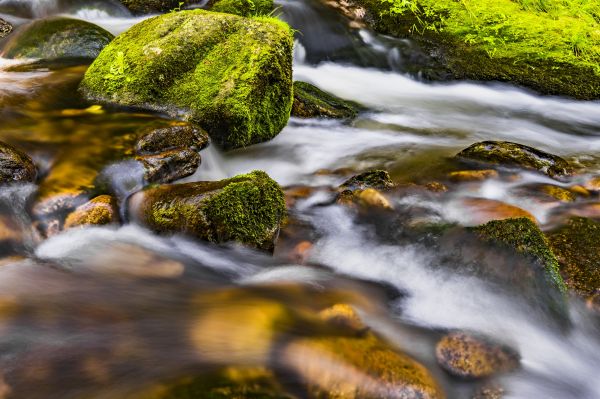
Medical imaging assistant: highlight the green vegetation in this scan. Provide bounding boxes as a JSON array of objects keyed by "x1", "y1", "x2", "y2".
[
  {"x1": 80, "y1": 10, "x2": 293, "y2": 150},
  {"x1": 209, "y1": 0, "x2": 273, "y2": 17},
  {"x1": 358, "y1": 0, "x2": 600, "y2": 98}
]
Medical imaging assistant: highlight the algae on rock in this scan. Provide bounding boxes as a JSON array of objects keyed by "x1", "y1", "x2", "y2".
[
  {"x1": 80, "y1": 10, "x2": 294, "y2": 150},
  {"x1": 292, "y1": 81, "x2": 360, "y2": 119}
]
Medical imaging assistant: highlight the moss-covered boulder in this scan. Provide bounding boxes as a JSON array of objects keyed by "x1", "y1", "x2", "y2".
[
  {"x1": 79, "y1": 10, "x2": 293, "y2": 150},
  {"x1": 344, "y1": 0, "x2": 600, "y2": 99},
  {"x1": 1, "y1": 17, "x2": 114, "y2": 60},
  {"x1": 64, "y1": 195, "x2": 120, "y2": 229},
  {"x1": 547, "y1": 217, "x2": 600, "y2": 299},
  {"x1": 0, "y1": 141, "x2": 37, "y2": 184},
  {"x1": 292, "y1": 81, "x2": 360, "y2": 119},
  {"x1": 0, "y1": 17, "x2": 12, "y2": 38},
  {"x1": 339, "y1": 169, "x2": 394, "y2": 192},
  {"x1": 456, "y1": 141, "x2": 572, "y2": 179},
  {"x1": 282, "y1": 304, "x2": 445, "y2": 399},
  {"x1": 472, "y1": 218, "x2": 566, "y2": 294},
  {"x1": 130, "y1": 171, "x2": 286, "y2": 250},
  {"x1": 435, "y1": 332, "x2": 519, "y2": 379}
]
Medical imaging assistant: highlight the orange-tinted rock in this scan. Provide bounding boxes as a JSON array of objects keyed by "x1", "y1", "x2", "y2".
[
  {"x1": 449, "y1": 170, "x2": 498, "y2": 182},
  {"x1": 64, "y1": 195, "x2": 119, "y2": 229},
  {"x1": 459, "y1": 198, "x2": 536, "y2": 225}
]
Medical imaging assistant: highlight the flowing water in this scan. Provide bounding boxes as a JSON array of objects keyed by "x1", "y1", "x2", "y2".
[{"x1": 0, "y1": 1, "x2": 599, "y2": 398}]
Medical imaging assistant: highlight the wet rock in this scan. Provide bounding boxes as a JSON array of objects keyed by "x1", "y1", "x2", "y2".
[
  {"x1": 292, "y1": 81, "x2": 360, "y2": 119},
  {"x1": 339, "y1": 169, "x2": 393, "y2": 191},
  {"x1": 80, "y1": 10, "x2": 293, "y2": 150},
  {"x1": 587, "y1": 290, "x2": 600, "y2": 313},
  {"x1": 448, "y1": 169, "x2": 498, "y2": 182},
  {"x1": 136, "y1": 148, "x2": 200, "y2": 184},
  {"x1": 0, "y1": 141, "x2": 37, "y2": 184},
  {"x1": 584, "y1": 176, "x2": 600, "y2": 192},
  {"x1": 456, "y1": 141, "x2": 572, "y2": 179},
  {"x1": 472, "y1": 385, "x2": 505, "y2": 399},
  {"x1": 547, "y1": 217, "x2": 600, "y2": 298},
  {"x1": 472, "y1": 217, "x2": 567, "y2": 294},
  {"x1": 435, "y1": 332, "x2": 519, "y2": 379},
  {"x1": 132, "y1": 367, "x2": 292, "y2": 399},
  {"x1": 0, "y1": 17, "x2": 12, "y2": 38},
  {"x1": 130, "y1": 170, "x2": 286, "y2": 250},
  {"x1": 135, "y1": 123, "x2": 209, "y2": 155},
  {"x1": 318, "y1": 303, "x2": 366, "y2": 332},
  {"x1": 539, "y1": 185, "x2": 576, "y2": 202},
  {"x1": 283, "y1": 310, "x2": 445, "y2": 399},
  {"x1": 64, "y1": 195, "x2": 119, "y2": 229},
  {"x1": 1, "y1": 17, "x2": 114, "y2": 61},
  {"x1": 456, "y1": 198, "x2": 536, "y2": 225}
]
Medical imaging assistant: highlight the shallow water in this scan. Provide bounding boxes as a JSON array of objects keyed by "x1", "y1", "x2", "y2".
[{"x1": 0, "y1": 1, "x2": 599, "y2": 398}]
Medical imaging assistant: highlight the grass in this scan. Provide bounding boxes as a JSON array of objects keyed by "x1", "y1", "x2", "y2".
[{"x1": 381, "y1": 0, "x2": 600, "y2": 73}]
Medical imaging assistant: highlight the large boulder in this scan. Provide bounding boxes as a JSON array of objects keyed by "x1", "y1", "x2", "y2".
[
  {"x1": 0, "y1": 17, "x2": 12, "y2": 38},
  {"x1": 0, "y1": 141, "x2": 37, "y2": 184},
  {"x1": 547, "y1": 217, "x2": 600, "y2": 299},
  {"x1": 338, "y1": 0, "x2": 600, "y2": 99},
  {"x1": 456, "y1": 141, "x2": 572, "y2": 179},
  {"x1": 1, "y1": 17, "x2": 114, "y2": 60},
  {"x1": 79, "y1": 10, "x2": 294, "y2": 150},
  {"x1": 129, "y1": 171, "x2": 286, "y2": 250}
]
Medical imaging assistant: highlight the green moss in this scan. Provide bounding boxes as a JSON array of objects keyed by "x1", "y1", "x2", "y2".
[
  {"x1": 2, "y1": 17, "x2": 114, "y2": 60},
  {"x1": 547, "y1": 217, "x2": 600, "y2": 297},
  {"x1": 79, "y1": 10, "x2": 293, "y2": 150},
  {"x1": 354, "y1": 0, "x2": 600, "y2": 98},
  {"x1": 292, "y1": 81, "x2": 360, "y2": 119},
  {"x1": 339, "y1": 169, "x2": 393, "y2": 191},
  {"x1": 209, "y1": 0, "x2": 274, "y2": 17},
  {"x1": 456, "y1": 141, "x2": 572, "y2": 178},
  {"x1": 140, "y1": 170, "x2": 286, "y2": 250},
  {"x1": 120, "y1": 0, "x2": 181, "y2": 14},
  {"x1": 472, "y1": 217, "x2": 567, "y2": 293}
]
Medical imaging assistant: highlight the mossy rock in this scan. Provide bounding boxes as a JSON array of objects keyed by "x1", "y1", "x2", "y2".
[
  {"x1": 64, "y1": 195, "x2": 120, "y2": 229},
  {"x1": 120, "y1": 0, "x2": 183, "y2": 14},
  {"x1": 456, "y1": 141, "x2": 572, "y2": 179},
  {"x1": 135, "y1": 124, "x2": 209, "y2": 154},
  {"x1": 435, "y1": 332, "x2": 519, "y2": 379},
  {"x1": 0, "y1": 141, "x2": 37, "y2": 184},
  {"x1": 0, "y1": 17, "x2": 12, "y2": 38},
  {"x1": 207, "y1": 0, "x2": 274, "y2": 17},
  {"x1": 339, "y1": 170, "x2": 393, "y2": 191},
  {"x1": 136, "y1": 148, "x2": 201, "y2": 184},
  {"x1": 130, "y1": 170, "x2": 286, "y2": 250},
  {"x1": 283, "y1": 330, "x2": 444, "y2": 398},
  {"x1": 132, "y1": 368, "x2": 293, "y2": 399},
  {"x1": 79, "y1": 10, "x2": 293, "y2": 150},
  {"x1": 292, "y1": 81, "x2": 360, "y2": 119},
  {"x1": 547, "y1": 217, "x2": 600, "y2": 298},
  {"x1": 471, "y1": 218, "x2": 566, "y2": 294},
  {"x1": 348, "y1": 0, "x2": 600, "y2": 99},
  {"x1": 1, "y1": 17, "x2": 114, "y2": 60}
]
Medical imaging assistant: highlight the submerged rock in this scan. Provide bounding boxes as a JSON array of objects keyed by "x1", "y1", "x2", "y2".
[
  {"x1": 448, "y1": 169, "x2": 498, "y2": 182},
  {"x1": 435, "y1": 332, "x2": 519, "y2": 379},
  {"x1": 130, "y1": 170, "x2": 286, "y2": 250},
  {"x1": 1, "y1": 17, "x2": 114, "y2": 60},
  {"x1": 0, "y1": 17, "x2": 12, "y2": 38},
  {"x1": 0, "y1": 141, "x2": 37, "y2": 184},
  {"x1": 292, "y1": 81, "x2": 360, "y2": 119},
  {"x1": 456, "y1": 141, "x2": 572, "y2": 179},
  {"x1": 339, "y1": 170, "x2": 393, "y2": 191},
  {"x1": 456, "y1": 198, "x2": 536, "y2": 225},
  {"x1": 547, "y1": 217, "x2": 600, "y2": 299},
  {"x1": 283, "y1": 304, "x2": 445, "y2": 399},
  {"x1": 80, "y1": 10, "x2": 293, "y2": 150},
  {"x1": 64, "y1": 195, "x2": 120, "y2": 229}
]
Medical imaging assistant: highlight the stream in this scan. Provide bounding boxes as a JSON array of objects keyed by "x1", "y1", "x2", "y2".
[{"x1": 0, "y1": 0, "x2": 599, "y2": 398}]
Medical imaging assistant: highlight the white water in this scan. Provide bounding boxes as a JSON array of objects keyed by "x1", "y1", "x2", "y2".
[{"x1": 1, "y1": 1, "x2": 600, "y2": 398}]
